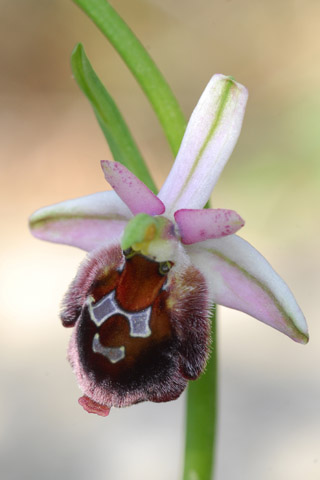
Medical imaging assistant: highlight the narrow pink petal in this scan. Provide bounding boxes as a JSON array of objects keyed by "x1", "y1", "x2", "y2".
[
  {"x1": 101, "y1": 160, "x2": 165, "y2": 216},
  {"x1": 187, "y1": 235, "x2": 308, "y2": 344},
  {"x1": 158, "y1": 75, "x2": 248, "y2": 216},
  {"x1": 174, "y1": 208, "x2": 244, "y2": 244},
  {"x1": 29, "y1": 191, "x2": 131, "y2": 251}
]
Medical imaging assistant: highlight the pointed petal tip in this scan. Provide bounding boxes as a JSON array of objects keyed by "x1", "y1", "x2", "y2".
[
  {"x1": 291, "y1": 324, "x2": 309, "y2": 345},
  {"x1": 285, "y1": 308, "x2": 309, "y2": 345},
  {"x1": 298, "y1": 332, "x2": 309, "y2": 345},
  {"x1": 29, "y1": 209, "x2": 40, "y2": 232},
  {"x1": 213, "y1": 73, "x2": 248, "y2": 95},
  {"x1": 101, "y1": 160, "x2": 165, "y2": 216},
  {"x1": 28, "y1": 208, "x2": 53, "y2": 239},
  {"x1": 204, "y1": 74, "x2": 249, "y2": 115}
]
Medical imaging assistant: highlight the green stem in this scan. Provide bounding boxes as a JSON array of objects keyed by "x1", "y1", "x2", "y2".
[
  {"x1": 183, "y1": 306, "x2": 218, "y2": 480},
  {"x1": 72, "y1": 0, "x2": 187, "y2": 156}
]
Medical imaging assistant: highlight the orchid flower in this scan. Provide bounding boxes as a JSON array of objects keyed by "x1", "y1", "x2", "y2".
[{"x1": 29, "y1": 75, "x2": 308, "y2": 417}]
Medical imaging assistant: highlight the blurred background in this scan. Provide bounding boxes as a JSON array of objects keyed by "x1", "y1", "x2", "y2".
[{"x1": 0, "y1": 0, "x2": 319, "y2": 479}]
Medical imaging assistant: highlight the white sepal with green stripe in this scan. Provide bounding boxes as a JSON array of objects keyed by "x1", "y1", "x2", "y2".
[{"x1": 158, "y1": 74, "x2": 248, "y2": 216}]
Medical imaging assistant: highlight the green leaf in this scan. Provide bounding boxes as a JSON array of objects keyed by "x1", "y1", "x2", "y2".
[
  {"x1": 72, "y1": 0, "x2": 187, "y2": 156},
  {"x1": 71, "y1": 43, "x2": 157, "y2": 193}
]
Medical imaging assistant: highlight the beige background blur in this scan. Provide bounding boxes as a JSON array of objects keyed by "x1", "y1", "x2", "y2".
[{"x1": 1, "y1": 0, "x2": 319, "y2": 479}]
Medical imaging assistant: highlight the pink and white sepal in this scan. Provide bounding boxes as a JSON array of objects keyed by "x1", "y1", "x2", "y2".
[{"x1": 29, "y1": 74, "x2": 308, "y2": 415}]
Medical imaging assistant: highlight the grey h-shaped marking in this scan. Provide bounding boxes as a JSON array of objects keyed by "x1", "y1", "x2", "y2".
[
  {"x1": 87, "y1": 291, "x2": 152, "y2": 364},
  {"x1": 87, "y1": 290, "x2": 152, "y2": 338}
]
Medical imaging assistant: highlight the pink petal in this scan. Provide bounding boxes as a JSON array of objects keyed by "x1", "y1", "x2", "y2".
[
  {"x1": 29, "y1": 191, "x2": 131, "y2": 251},
  {"x1": 187, "y1": 235, "x2": 308, "y2": 344},
  {"x1": 158, "y1": 75, "x2": 248, "y2": 215},
  {"x1": 174, "y1": 208, "x2": 244, "y2": 244},
  {"x1": 101, "y1": 160, "x2": 165, "y2": 216}
]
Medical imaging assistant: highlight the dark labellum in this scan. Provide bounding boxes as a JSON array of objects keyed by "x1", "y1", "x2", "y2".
[{"x1": 61, "y1": 245, "x2": 210, "y2": 413}]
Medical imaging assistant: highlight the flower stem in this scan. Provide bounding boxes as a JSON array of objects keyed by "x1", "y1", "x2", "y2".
[
  {"x1": 183, "y1": 306, "x2": 218, "y2": 480},
  {"x1": 72, "y1": 0, "x2": 187, "y2": 157}
]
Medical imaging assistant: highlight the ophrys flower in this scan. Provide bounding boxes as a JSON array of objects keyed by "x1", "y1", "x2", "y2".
[{"x1": 30, "y1": 75, "x2": 308, "y2": 416}]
